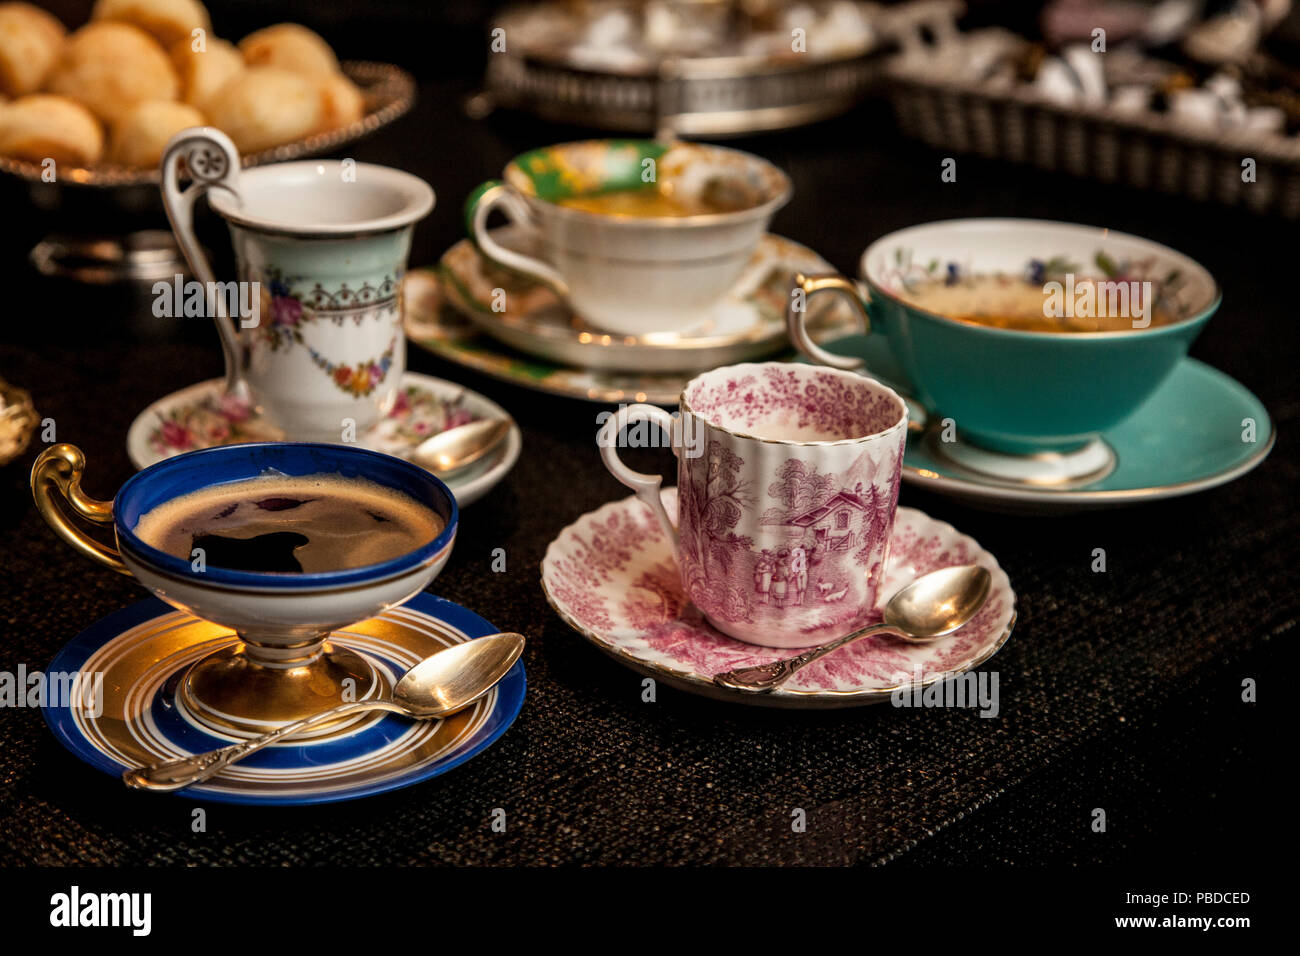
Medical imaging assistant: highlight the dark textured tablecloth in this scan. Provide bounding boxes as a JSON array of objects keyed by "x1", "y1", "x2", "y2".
[{"x1": 0, "y1": 84, "x2": 1292, "y2": 867}]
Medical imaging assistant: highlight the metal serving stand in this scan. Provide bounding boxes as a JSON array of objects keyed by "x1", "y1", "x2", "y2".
[{"x1": 478, "y1": 2, "x2": 896, "y2": 138}]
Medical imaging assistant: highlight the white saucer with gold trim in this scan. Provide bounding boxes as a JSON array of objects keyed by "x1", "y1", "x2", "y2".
[
  {"x1": 126, "y1": 371, "x2": 520, "y2": 507},
  {"x1": 438, "y1": 229, "x2": 858, "y2": 373}
]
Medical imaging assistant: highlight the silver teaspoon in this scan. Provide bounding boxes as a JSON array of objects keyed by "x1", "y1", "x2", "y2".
[
  {"x1": 713, "y1": 565, "x2": 991, "y2": 693},
  {"x1": 123, "y1": 632, "x2": 525, "y2": 792},
  {"x1": 412, "y1": 418, "x2": 511, "y2": 476}
]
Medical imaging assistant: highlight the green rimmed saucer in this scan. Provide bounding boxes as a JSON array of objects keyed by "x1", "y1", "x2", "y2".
[
  {"x1": 813, "y1": 334, "x2": 1275, "y2": 513},
  {"x1": 403, "y1": 269, "x2": 685, "y2": 404}
]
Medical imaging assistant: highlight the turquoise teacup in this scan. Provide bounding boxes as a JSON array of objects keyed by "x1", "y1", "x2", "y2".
[{"x1": 787, "y1": 219, "x2": 1220, "y2": 454}]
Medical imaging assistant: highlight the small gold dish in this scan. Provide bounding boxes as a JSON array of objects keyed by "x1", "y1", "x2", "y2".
[{"x1": 0, "y1": 378, "x2": 38, "y2": 467}]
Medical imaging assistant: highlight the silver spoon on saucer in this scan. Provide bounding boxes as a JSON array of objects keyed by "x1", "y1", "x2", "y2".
[
  {"x1": 713, "y1": 565, "x2": 991, "y2": 693},
  {"x1": 123, "y1": 632, "x2": 526, "y2": 792},
  {"x1": 412, "y1": 418, "x2": 511, "y2": 476}
]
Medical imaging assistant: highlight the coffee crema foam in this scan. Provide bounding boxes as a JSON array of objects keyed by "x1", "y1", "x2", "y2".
[{"x1": 134, "y1": 474, "x2": 443, "y2": 574}]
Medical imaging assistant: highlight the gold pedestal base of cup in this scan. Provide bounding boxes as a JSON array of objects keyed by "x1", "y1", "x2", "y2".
[{"x1": 178, "y1": 639, "x2": 391, "y2": 740}]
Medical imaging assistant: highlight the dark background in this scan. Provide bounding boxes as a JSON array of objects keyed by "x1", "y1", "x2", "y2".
[{"x1": 0, "y1": 2, "x2": 1292, "y2": 869}]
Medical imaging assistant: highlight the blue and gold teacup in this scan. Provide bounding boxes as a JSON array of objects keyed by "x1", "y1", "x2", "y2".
[
  {"x1": 32, "y1": 442, "x2": 457, "y2": 737},
  {"x1": 787, "y1": 219, "x2": 1219, "y2": 455}
]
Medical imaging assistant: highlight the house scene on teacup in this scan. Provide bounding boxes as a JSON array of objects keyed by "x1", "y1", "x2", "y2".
[
  {"x1": 679, "y1": 444, "x2": 901, "y2": 629},
  {"x1": 752, "y1": 479, "x2": 899, "y2": 608}
]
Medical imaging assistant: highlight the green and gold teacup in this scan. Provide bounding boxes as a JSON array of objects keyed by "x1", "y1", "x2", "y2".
[
  {"x1": 466, "y1": 139, "x2": 791, "y2": 336},
  {"x1": 787, "y1": 218, "x2": 1220, "y2": 455}
]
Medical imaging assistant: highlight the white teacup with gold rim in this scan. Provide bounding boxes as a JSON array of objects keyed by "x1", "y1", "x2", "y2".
[
  {"x1": 160, "y1": 127, "x2": 435, "y2": 442},
  {"x1": 465, "y1": 139, "x2": 792, "y2": 336}
]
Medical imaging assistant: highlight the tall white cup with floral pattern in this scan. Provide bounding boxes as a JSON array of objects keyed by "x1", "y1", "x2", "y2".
[
  {"x1": 160, "y1": 127, "x2": 435, "y2": 441},
  {"x1": 599, "y1": 362, "x2": 909, "y2": 648}
]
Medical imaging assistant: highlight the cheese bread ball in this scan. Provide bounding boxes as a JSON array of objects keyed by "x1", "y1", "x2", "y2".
[
  {"x1": 45, "y1": 22, "x2": 179, "y2": 126},
  {"x1": 0, "y1": 3, "x2": 67, "y2": 97},
  {"x1": 170, "y1": 34, "x2": 242, "y2": 111},
  {"x1": 316, "y1": 70, "x2": 363, "y2": 131},
  {"x1": 205, "y1": 65, "x2": 323, "y2": 153},
  {"x1": 239, "y1": 24, "x2": 338, "y2": 77},
  {"x1": 0, "y1": 93, "x2": 103, "y2": 165},
  {"x1": 107, "y1": 97, "x2": 204, "y2": 166},
  {"x1": 91, "y1": 0, "x2": 210, "y2": 50}
]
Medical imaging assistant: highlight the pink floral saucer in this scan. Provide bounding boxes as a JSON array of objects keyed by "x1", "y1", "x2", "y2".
[
  {"x1": 126, "y1": 372, "x2": 521, "y2": 506},
  {"x1": 541, "y1": 489, "x2": 1016, "y2": 708}
]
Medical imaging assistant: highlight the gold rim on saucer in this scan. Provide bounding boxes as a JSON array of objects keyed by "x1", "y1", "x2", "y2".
[
  {"x1": 44, "y1": 596, "x2": 524, "y2": 804},
  {"x1": 435, "y1": 231, "x2": 859, "y2": 374}
]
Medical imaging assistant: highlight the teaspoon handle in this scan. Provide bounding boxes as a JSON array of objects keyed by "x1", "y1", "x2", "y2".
[
  {"x1": 122, "y1": 699, "x2": 401, "y2": 792},
  {"x1": 713, "y1": 622, "x2": 904, "y2": 693}
]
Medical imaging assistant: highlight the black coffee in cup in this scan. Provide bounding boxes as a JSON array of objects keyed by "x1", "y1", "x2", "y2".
[{"x1": 134, "y1": 475, "x2": 442, "y2": 573}]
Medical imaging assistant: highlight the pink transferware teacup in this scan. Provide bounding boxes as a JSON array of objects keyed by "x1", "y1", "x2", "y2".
[{"x1": 598, "y1": 362, "x2": 908, "y2": 648}]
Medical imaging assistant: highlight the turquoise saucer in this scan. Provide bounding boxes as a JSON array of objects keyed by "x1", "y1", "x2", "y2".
[{"x1": 811, "y1": 335, "x2": 1275, "y2": 512}]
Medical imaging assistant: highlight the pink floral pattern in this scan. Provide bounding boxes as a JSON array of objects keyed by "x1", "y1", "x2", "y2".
[
  {"x1": 684, "y1": 364, "x2": 903, "y2": 439},
  {"x1": 146, "y1": 391, "x2": 280, "y2": 456},
  {"x1": 146, "y1": 383, "x2": 480, "y2": 459},
  {"x1": 542, "y1": 489, "x2": 1015, "y2": 699}
]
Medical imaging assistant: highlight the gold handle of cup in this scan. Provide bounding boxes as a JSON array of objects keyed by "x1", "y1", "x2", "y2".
[
  {"x1": 787, "y1": 271, "x2": 870, "y2": 373},
  {"x1": 793, "y1": 272, "x2": 872, "y2": 338},
  {"x1": 31, "y1": 443, "x2": 129, "y2": 575}
]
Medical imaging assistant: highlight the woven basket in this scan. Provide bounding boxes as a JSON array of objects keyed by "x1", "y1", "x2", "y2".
[{"x1": 886, "y1": 64, "x2": 1300, "y2": 218}]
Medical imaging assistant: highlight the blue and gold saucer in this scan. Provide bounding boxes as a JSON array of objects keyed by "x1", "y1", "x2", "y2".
[
  {"x1": 814, "y1": 335, "x2": 1275, "y2": 512},
  {"x1": 43, "y1": 593, "x2": 525, "y2": 806}
]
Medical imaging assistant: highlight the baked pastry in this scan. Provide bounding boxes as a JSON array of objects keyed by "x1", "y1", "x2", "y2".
[
  {"x1": 316, "y1": 70, "x2": 363, "y2": 131},
  {"x1": 45, "y1": 22, "x2": 179, "y2": 126},
  {"x1": 205, "y1": 65, "x2": 323, "y2": 152},
  {"x1": 90, "y1": 0, "x2": 210, "y2": 50},
  {"x1": 0, "y1": 93, "x2": 104, "y2": 165},
  {"x1": 0, "y1": 2, "x2": 67, "y2": 97},
  {"x1": 169, "y1": 34, "x2": 242, "y2": 111},
  {"x1": 239, "y1": 23, "x2": 338, "y2": 77},
  {"x1": 3, "y1": 9, "x2": 361, "y2": 168},
  {"x1": 107, "y1": 97, "x2": 203, "y2": 166}
]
